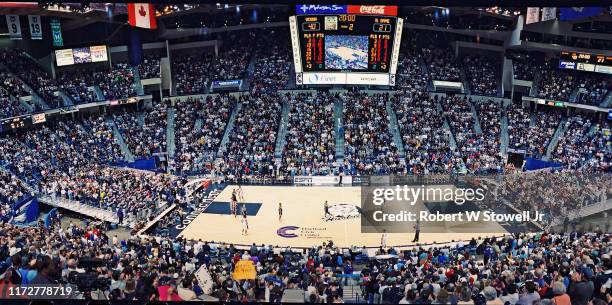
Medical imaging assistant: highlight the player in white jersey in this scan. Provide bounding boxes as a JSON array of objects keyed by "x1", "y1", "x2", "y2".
[
  {"x1": 241, "y1": 215, "x2": 249, "y2": 235},
  {"x1": 237, "y1": 185, "x2": 244, "y2": 202}
]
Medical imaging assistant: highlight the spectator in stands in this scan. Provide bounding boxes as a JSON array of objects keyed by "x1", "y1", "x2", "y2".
[
  {"x1": 463, "y1": 55, "x2": 499, "y2": 97},
  {"x1": 139, "y1": 55, "x2": 161, "y2": 79},
  {"x1": 282, "y1": 92, "x2": 336, "y2": 176},
  {"x1": 343, "y1": 92, "x2": 404, "y2": 175}
]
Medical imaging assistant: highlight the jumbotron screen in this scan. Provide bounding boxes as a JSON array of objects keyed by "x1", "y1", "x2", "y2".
[{"x1": 289, "y1": 5, "x2": 403, "y2": 85}]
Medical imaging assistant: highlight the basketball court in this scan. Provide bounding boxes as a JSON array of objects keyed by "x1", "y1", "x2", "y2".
[{"x1": 178, "y1": 185, "x2": 509, "y2": 249}]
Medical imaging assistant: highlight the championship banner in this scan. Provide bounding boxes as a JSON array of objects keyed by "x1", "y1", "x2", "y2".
[
  {"x1": 6, "y1": 15, "x2": 22, "y2": 40},
  {"x1": 541, "y1": 7, "x2": 557, "y2": 22},
  {"x1": 194, "y1": 265, "x2": 213, "y2": 294},
  {"x1": 50, "y1": 18, "x2": 63, "y2": 47},
  {"x1": 232, "y1": 260, "x2": 257, "y2": 280},
  {"x1": 28, "y1": 15, "x2": 42, "y2": 40},
  {"x1": 525, "y1": 7, "x2": 540, "y2": 24}
]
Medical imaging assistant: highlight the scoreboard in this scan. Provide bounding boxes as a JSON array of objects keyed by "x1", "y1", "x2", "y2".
[
  {"x1": 559, "y1": 51, "x2": 612, "y2": 75},
  {"x1": 290, "y1": 5, "x2": 403, "y2": 85}
]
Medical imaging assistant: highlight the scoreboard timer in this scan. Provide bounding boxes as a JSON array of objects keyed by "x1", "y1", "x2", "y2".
[
  {"x1": 559, "y1": 51, "x2": 612, "y2": 75},
  {"x1": 290, "y1": 5, "x2": 403, "y2": 86}
]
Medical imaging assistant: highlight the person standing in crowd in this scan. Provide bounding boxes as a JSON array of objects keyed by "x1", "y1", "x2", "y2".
[
  {"x1": 569, "y1": 266, "x2": 595, "y2": 305},
  {"x1": 117, "y1": 208, "x2": 124, "y2": 224}
]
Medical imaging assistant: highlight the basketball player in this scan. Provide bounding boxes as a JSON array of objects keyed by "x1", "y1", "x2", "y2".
[
  {"x1": 238, "y1": 185, "x2": 244, "y2": 202},
  {"x1": 231, "y1": 189, "x2": 238, "y2": 217},
  {"x1": 241, "y1": 214, "x2": 249, "y2": 235},
  {"x1": 241, "y1": 202, "x2": 247, "y2": 218},
  {"x1": 324, "y1": 201, "x2": 332, "y2": 218},
  {"x1": 278, "y1": 202, "x2": 283, "y2": 221}
]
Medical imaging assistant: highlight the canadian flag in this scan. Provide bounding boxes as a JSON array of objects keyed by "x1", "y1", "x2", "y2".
[{"x1": 128, "y1": 3, "x2": 157, "y2": 29}]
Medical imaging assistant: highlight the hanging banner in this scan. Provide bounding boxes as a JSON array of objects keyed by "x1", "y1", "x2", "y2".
[
  {"x1": 50, "y1": 18, "x2": 63, "y2": 47},
  {"x1": 525, "y1": 7, "x2": 540, "y2": 24},
  {"x1": 6, "y1": 15, "x2": 22, "y2": 40},
  {"x1": 28, "y1": 15, "x2": 42, "y2": 40},
  {"x1": 541, "y1": 7, "x2": 557, "y2": 22}
]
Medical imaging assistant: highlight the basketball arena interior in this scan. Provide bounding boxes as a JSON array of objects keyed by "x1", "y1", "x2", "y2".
[{"x1": 0, "y1": 2, "x2": 610, "y2": 304}]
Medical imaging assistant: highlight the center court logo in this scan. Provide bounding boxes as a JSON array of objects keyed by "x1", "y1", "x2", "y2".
[
  {"x1": 276, "y1": 226, "x2": 300, "y2": 238},
  {"x1": 324, "y1": 204, "x2": 361, "y2": 221}
]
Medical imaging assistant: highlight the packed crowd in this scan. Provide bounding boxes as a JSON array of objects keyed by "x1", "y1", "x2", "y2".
[
  {"x1": 506, "y1": 103, "x2": 532, "y2": 153},
  {"x1": 57, "y1": 69, "x2": 98, "y2": 104},
  {"x1": 0, "y1": 88, "x2": 29, "y2": 120},
  {"x1": 512, "y1": 58, "x2": 537, "y2": 81},
  {"x1": 536, "y1": 60, "x2": 574, "y2": 102},
  {"x1": 251, "y1": 30, "x2": 291, "y2": 94},
  {"x1": 172, "y1": 95, "x2": 235, "y2": 175},
  {"x1": 138, "y1": 55, "x2": 162, "y2": 79},
  {"x1": 358, "y1": 232, "x2": 611, "y2": 305},
  {"x1": 507, "y1": 105, "x2": 563, "y2": 158},
  {"x1": 0, "y1": 49, "x2": 63, "y2": 108},
  {"x1": 0, "y1": 110, "x2": 188, "y2": 224},
  {"x1": 552, "y1": 116, "x2": 611, "y2": 171},
  {"x1": 114, "y1": 104, "x2": 168, "y2": 159},
  {"x1": 0, "y1": 219, "x2": 610, "y2": 304},
  {"x1": 44, "y1": 166, "x2": 183, "y2": 223},
  {"x1": 396, "y1": 49, "x2": 431, "y2": 93},
  {"x1": 343, "y1": 92, "x2": 404, "y2": 175},
  {"x1": 218, "y1": 93, "x2": 282, "y2": 179},
  {"x1": 501, "y1": 169, "x2": 610, "y2": 223},
  {"x1": 282, "y1": 92, "x2": 336, "y2": 176},
  {"x1": 463, "y1": 55, "x2": 499, "y2": 97},
  {"x1": 94, "y1": 65, "x2": 137, "y2": 100},
  {"x1": 575, "y1": 76, "x2": 610, "y2": 106},
  {"x1": 394, "y1": 92, "x2": 459, "y2": 174},
  {"x1": 441, "y1": 96, "x2": 502, "y2": 173},
  {"x1": 422, "y1": 46, "x2": 462, "y2": 82},
  {"x1": 0, "y1": 170, "x2": 30, "y2": 206},
  {"x1": 0, "y1": 70, "x2": 30, "y2": 99},
  {"x1": 173, "y1": 53, "x2": 215, "y2": 95},
  {"x1": 473, "y1": 100, "x2": 504, "y2": 172}
]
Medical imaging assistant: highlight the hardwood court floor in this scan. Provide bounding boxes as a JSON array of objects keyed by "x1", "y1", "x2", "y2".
[{"x1": 178, "y1": 185, "x2": 507, "y2": 249}]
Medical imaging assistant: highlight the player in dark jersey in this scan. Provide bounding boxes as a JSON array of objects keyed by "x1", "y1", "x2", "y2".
[
  {"x1": 324, "y1": 200, "x2": 331, "y2": 218},
  {"x1": 278, "y1": 202, "x2": 283, "y2": 221},
  {"x1": 231, "y1": 189, "x2": 238, "y2": 217}
]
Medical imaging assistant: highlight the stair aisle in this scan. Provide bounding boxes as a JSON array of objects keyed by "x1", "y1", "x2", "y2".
[
  {"x1": 132, "y1": 67, "x2": 145, "y2": 96},
  {"x1": 274, "y1": 96, "x2": 291, "y2": 159},
  {"x1": 166, "y1": 107, "x2": 177, "y2": 159},
  {"x1": 544, "y1": 117, "x2": 568, "y2": 161},
  {"x1": 469, "y1": 101, "x2": 483, "y2": 135},
  {"x1": 106, "y1": 117, "x2": 135, "y2": 162},
  {"x1": 334, "y1": 96, "x2": 345, "y2": 162},
  {"x1": 500, "y1": 105, "x2": 509, "y2": 157},
  {"x1": 217, "y1": 102, "x2": 242, "y2": 158},
  {"x1": 385, "y1": 99, "x2": 406, "y2": 160}
]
